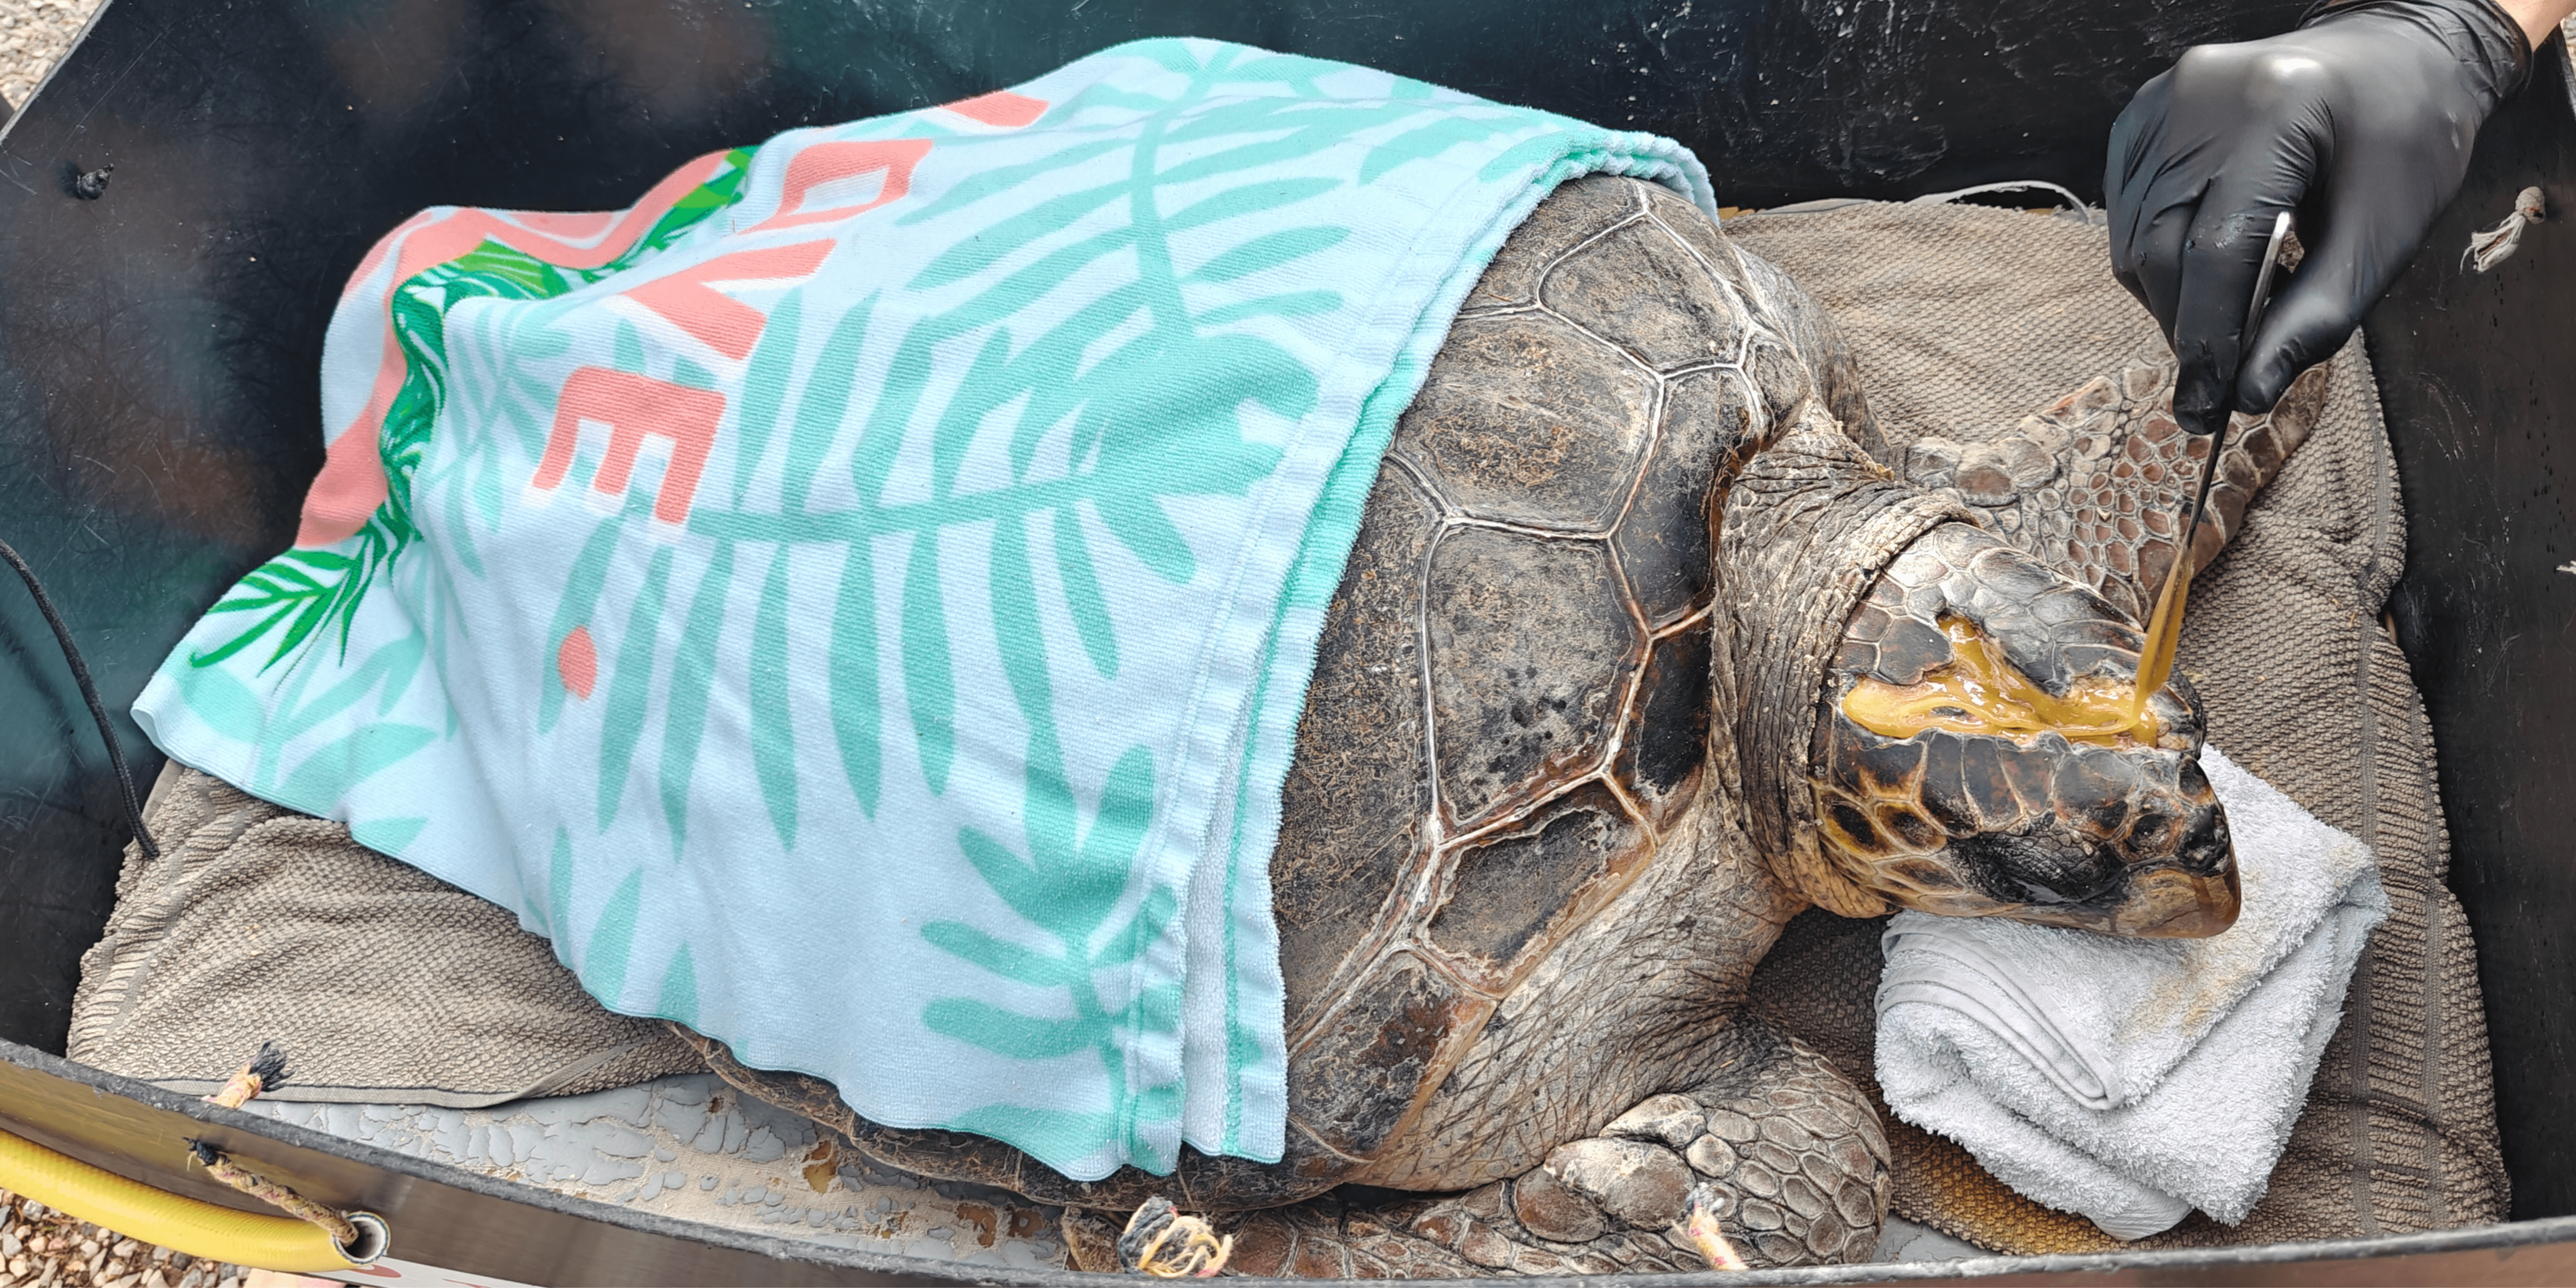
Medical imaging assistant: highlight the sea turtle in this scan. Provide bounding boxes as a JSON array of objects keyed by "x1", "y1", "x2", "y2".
[{"x1": 681, "y1": 176, "x2": 2318, "y2": 1273}]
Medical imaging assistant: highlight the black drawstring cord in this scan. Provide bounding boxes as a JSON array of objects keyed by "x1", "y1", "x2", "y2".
[{"x1": 0, "y1": 536, "x2": 160, "y2": 859}]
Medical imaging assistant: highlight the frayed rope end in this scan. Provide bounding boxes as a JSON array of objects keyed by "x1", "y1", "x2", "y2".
[
  {"x1": 1117, "y1": 1196, "x2": 1233, "y2": 1277},
  {"x1": 2465, "y1": 185, "x2": 2547, "y2": 273},
  {"x1": 1685, "y1": 1182, "x2": 1749, "y2": 1272},
  {"x1": 204, "y1": 1039, "x2": 288, "y2": 1110}
]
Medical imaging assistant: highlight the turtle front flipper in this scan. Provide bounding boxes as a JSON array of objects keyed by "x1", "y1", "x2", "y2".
[
  {"x1": 1202, "y1": 1021, "x2": 1887, "y2": 1277},
  {"x1": 1901, "y1": 361, "x2": 2332, "y2": 623}
]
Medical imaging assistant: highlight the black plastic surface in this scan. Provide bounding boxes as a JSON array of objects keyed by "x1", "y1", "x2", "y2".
[
  {"x1": 10, "y1": 1031, "x2": 2576, "y2": 1284},
  {"x1": 5, "y1": 0, "x2": 2576, "y2": 1273},
  {"x1": 2371, "y1": 34, "x2": 2576, "y2": 1225}
]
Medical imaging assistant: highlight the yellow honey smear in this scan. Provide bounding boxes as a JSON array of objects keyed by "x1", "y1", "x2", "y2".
[
  {"x1": 2129, "y1": 546, "x2": 2196, "y2": 726},
  {"x1": 1842, "y1": 617, "x2": 2158, "y2": 748}
]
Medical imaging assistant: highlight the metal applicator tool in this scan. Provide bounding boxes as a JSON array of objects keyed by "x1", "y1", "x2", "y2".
[{"x1": 2133, "y1": 209, "x2": 2295, "y2": 711}]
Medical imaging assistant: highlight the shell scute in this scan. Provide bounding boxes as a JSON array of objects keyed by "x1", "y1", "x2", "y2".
[
  {"x1": 1743, "y1": 335, "x2": 1815, "y2": 427},
  {"x1": 1640, "y1": 183, "x2": 1759, "y2": 302},
  {"x1": 1428, "y1": 780, "x2": 1643, "y2": 970},
  {"x1": 1288, "y1": 950, "x2": 1478, "y2": 1159},
  {"x1": 1426, "y1": 528, "x2": 1638, "y2": 828},
  {"x1": 1463, "y1": 176, "x2": 1644, "y2": 313},
  {"x1": 1395, "y1": 310, "x2": 1657, "y2": 531},
  {"x1": 1612, "y1": 367, "x2": 1754, "y2": 628},
  {"x1": 1274, "y1": 471, "x2": 1440, "y2": 1027},
  {"x1": 1541, "y1": 217, "x2": 1751, "y2": 373},
  {"x1": 1613, "y1": 628, "x2": 1713, "y2": 827}
]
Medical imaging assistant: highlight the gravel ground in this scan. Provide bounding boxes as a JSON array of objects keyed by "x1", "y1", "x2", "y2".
[
  {"x1": 0, "y1": 0, "x2": 95, "y2": 114},
  {"x1": 0, "y1": 1188, "x2": 252, "y2": 1288}
]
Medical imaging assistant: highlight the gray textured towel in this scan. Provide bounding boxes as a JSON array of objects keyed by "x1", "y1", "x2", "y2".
[{"x1": 70, "y1": 762, "x2": 698, "y2": 1106}]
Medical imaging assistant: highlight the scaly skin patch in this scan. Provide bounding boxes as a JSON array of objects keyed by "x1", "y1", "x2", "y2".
[{"x1": 1901, "y1": 362, "x2": 2331, "y2": 625}]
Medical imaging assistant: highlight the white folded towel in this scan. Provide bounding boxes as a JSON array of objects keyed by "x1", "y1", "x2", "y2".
[{"x1": 1874, "y1": 744, "x2": 2388, "y2": 1239}]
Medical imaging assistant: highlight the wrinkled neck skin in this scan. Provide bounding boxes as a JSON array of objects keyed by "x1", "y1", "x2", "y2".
[{"x1": 1711, "y1": 407, "x2": 1977, "y2": 918}]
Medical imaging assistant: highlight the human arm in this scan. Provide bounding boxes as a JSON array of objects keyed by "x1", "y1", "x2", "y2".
[
  {"x1": 2105, "y1": 0, "x2": 2566, "y2": 435},
  {"x1": 2501, "y1": 0, "x2": 2576, "y2": 45}
]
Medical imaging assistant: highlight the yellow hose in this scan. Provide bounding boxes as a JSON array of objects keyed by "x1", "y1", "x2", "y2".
[{"x1": 0, "y1": 1125, "x2": 360, "y2": 1272}]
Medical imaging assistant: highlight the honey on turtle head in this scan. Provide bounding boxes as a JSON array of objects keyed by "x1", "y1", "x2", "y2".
[{"x1": 1840, "y1": 616, "x2": 2159, "y2": 748}]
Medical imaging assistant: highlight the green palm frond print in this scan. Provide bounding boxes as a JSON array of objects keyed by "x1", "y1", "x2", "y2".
[
  {"x1": 879, "y1": 42, "x2": 1545, "y2": 1162},
  {"x1": 542, "y1": 44, "x2": 1590, "y2": 1167},
  {"x1": 193, "y1": 150, "x2": 757, "y2": 672},
  {"x1": 136, "y1": 35, "x2": 1711, "y2": 1179}
]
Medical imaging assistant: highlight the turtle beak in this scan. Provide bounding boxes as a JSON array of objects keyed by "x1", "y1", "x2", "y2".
[{"x1": 2101, "y1": 793, "x2": 2239, "y2": 938}]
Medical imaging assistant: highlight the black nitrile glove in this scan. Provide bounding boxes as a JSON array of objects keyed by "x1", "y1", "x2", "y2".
[{"x1": 2106, "y1": 0, "x2": 2530, "y2": 434}]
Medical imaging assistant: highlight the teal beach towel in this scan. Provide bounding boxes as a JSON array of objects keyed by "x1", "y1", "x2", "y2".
[{"x1": 133, "y1": 38, "x2": 1713, "y2": 1180}]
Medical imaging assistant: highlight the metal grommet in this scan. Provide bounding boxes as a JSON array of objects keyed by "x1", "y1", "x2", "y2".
[{"x1": 335, "y1": 1210, "x2": 392, "y2": 1266}]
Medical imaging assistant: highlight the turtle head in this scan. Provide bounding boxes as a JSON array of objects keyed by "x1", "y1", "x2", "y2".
[{"x1": 1805, "y1": 522, "x2": 2239, "y2": 938}]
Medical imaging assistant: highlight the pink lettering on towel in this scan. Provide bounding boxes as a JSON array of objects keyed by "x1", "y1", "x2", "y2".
[
  {"x1": 746, "y1": 138, "x2": 934, "y2": 232},
  {"x1": 622, "y1": 240, "x2": 835, "y2": 360},
  {"x1": 940, "y1": 90, "x2": 1048, "y2": 129},
  {"x1": 297, "y1": 149, "x2": 741, "y2": 548},
  {"x1": 533, "y1": 368, "x2": 729, "y2": 527}
]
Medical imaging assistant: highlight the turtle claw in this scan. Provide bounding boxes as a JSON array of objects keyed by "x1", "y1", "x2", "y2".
[
  {"x1": 1686, "y1": 1183, "x2": 1749, "y2": 1272},
  {"x1": 1118, "y1": 1196, "x2": 1234, "y2": 1277},
  {"x1": 1199, "y1": 1026, "x2": 1884, "y2": 1276}
]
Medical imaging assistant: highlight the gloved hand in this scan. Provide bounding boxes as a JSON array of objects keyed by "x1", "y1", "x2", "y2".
[{"x1": 2105, "y1": 0, "x2": 2531, "y2": 434}]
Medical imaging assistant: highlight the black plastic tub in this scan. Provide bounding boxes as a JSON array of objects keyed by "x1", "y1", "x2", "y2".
[{"x1": 4, "y1": 0, "x2": 2575, "y2": 1282}]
